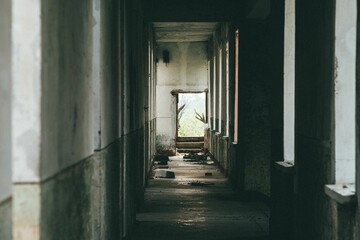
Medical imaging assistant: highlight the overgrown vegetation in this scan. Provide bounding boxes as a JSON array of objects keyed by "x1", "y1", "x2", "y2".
[{"x1": 178, "y1": 93, "x2": 206, "y2": 137}]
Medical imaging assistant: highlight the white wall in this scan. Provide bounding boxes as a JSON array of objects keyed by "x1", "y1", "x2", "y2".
[
  {"x1": 0, "y1": 0, "x2": 12, "y2": 201},
  {"x1": 12, "y1": 0, "x2": 42, "y2": 183},
  {"x1": 334, "y1": 0, "x2": 357, "y2": 183},
  {"x1": 156, "y1": 42, "x2": 208, "y2": 146},
  {"x1": 40, "y1": 1, "x2": 96, "y2": 180},
  {"x1": 283, "y1": 0, "x2": 295, "y2": 162}
]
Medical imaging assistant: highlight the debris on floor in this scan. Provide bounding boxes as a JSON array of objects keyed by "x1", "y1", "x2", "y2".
[
  {"x1": 154, "y1": 154, "x2": 170, "y2": 165},
  {"x1": 154, "y1": 170, "x2": 175, "y2": 179},
  {"x1": 183, "y1": 152, "x2": 208, "y2": 162},
  {"x1": 134, "y1": 154, "x2": 270, "y2": 240},
  {"x1": 205, "y1": 172, "x2": 212, "y2": 176},
  {"x1": 188, "y1": 181, "x2": 215, "y2": 186}
]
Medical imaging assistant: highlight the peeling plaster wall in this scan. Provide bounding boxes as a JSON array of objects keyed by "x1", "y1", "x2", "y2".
[
  {"x1": 12, "y1": 0, "x2": 124, "y2": 239},
  {"x1": 40, "y1": 0, "x2": 94, "y2": 181},
  {"x1": 40, "y1": 0, "x2": 120, "y2": 180},
  {"x1": 40, "y1": 142, "x2": 121, "y2": 240},
  {"x1": 156, "y1": 42, "x2": 208, "y2": 152},
  {"x1": 38, "y1": 1, "x2": 121, "y2": 239},
  {"x1": 12, "y1": 0, "x2": 42, "y2": 183}
]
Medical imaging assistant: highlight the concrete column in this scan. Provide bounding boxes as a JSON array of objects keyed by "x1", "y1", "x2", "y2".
[
  {"x1": 283, "y1": 0, "x2": 295, "y2": 162},
  {"x1": 228, "y1": 25, "x2": 236, "y2": 142},
  {"x1": 209, "y1": 39, "x2": 214, "y2": 129},
  {"x1": 216, "y1": 42, "x2": 221, "y2": 132},
  {"x1": 213, "y1": 33, "x2": 219, "y2": 131},
  {"x1": 225, "y1": 37, "x2": 230, "y2": 137},
  {"x1": 92, "y1": 0, "x2": 102, "y2": 150},
  {"x1": 334, "y1": 0, "x2": 357, "y2": 183},
  {"x1": 220, "y1": 37, "x2": 227, "y2": 135},
  {"x1": 12, "y1": 0, "x2": 42, "y2": 239},
  {"x1": 212, "y1": 39, "x2": 217, "y2": 130}
]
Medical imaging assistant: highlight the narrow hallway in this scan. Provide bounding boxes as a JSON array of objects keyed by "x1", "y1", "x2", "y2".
[
  {"x1": 3, "y1": 0, "x2": 360, "y2": 239},
  {"x1": 132, "y1": 156, "x2": 269, "y2": 240}
]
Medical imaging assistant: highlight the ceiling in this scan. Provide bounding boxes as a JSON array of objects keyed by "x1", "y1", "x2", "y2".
[{"x1": 153, "y1": 22, "x2": 218, "y2": 42}]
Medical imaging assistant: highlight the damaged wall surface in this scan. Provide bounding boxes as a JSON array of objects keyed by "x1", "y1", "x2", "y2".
[
  {"x1": 156, "y1": 42, "x2": 208, "y2": 153},
  {"x1": 4, "y1": 0, "x2": 360, "y2": 240},
  {"x1": 10, "y1": 0, "x2": 156, "y2": 239}
]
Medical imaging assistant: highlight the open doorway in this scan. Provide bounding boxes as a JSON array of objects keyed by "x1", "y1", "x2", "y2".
[
  {"x1": 172, "y1": 90, "x2": 208, "y2": 154},
  {"x1": 177, "y1": 92, "x2": 206, "y2": 137}
]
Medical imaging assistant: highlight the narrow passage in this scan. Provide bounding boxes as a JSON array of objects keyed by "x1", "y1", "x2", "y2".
[{"x1": 132, "y1": 156, "x2": 269, "y2": 240}]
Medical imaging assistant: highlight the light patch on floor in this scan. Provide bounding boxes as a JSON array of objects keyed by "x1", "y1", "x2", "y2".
[{"x1": 133, "y1": 156, "x2": 269, "y2": 240}]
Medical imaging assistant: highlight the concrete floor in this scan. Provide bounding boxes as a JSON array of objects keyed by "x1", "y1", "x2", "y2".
[{"x1": 132, "y1": 156, "x2": 270, "y2": 240}]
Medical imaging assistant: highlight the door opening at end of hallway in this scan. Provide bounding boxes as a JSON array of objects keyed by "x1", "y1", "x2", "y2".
[{"x1": 177, "y1": 92, "x2": 206, "y2": 137}]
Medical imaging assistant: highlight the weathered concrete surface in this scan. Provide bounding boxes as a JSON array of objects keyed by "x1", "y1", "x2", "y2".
[
  {"x1": 156, "y1": 42, "x2": 208, "y2": 153},
  {"x1": 0, "y1": 0, "x2": 12, "y2": 202},
  {"x1": 13, "y1": 184, "x2": 41, "y2": 240},
  {"x1": 40, "y1": 141, "x2": 120, "y2": 240},
  {"x1": 294, "y1": 0, "x2": 336, "y2": 239},
  {"x1": 0, "y1": 198, "x2": 12, "y2": 240},
  {"x1": 132, "y1": 156, "x2": 269, "y2": 240},
  {"x1": 12, "y1": 0, "x2": 42, "y2": 183},
  {"x1": 283, "y1": 0, "x2": 295, "y2": 162},
  {"x1": 99, "y1": 0, "x2": 120, "y2": 148},
  {"x1": 41, "y1": 0, "x2": 101, "y2": 180},
  {"x1": 237, "y1": 18, "x2": 275, "y2": 197},
  {"x1": 334, "y1": 0, "x2": 356, "y2": 184},
  {"x1": 209, "y1": 131, "x2": 231, "y2": 174}
]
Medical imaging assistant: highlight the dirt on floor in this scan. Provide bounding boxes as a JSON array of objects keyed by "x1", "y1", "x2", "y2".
[{"x1": 131, "y1": 156, "x2": 270, "y2": 240}]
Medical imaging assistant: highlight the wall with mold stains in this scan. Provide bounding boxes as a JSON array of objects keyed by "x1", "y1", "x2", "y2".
[
  {"x1": 156, "y1": 42, "x2": 208, "y2": 153},
  {"x1": 11, "y1": 0, "x2": 122, "y2": 239}
]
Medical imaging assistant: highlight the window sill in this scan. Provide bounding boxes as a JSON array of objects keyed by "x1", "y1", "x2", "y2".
[
  {"x1": 325, "y1": 184, "x2": 356, "y2": 204},
  {"x1": 275, "y1": 161, "x2": 295, "y2": 174}
]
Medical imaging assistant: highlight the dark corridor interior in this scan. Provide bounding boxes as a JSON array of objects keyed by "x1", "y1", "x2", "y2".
[{"x1": 2, "y1": 0, "x2": 360, "y2": 240}]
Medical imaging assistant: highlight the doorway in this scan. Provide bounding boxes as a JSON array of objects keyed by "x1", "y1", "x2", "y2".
[
  {"x1": 173, "y1": 90, "x2": 207, "y2": 153},
  {"x1": 177, "y1": 92, "x2": 206, "y2": 137}
]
